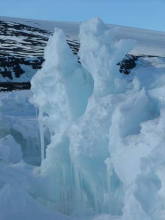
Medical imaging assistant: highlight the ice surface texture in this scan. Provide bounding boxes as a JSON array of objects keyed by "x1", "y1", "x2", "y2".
[
  {"x1": 2, "y1": 17, "x2": 164, "y2": 219},
  {"x1": 0, "y1": 91, "x2": 41, "y2": 165},
  {"x1": 0, "y1": 135, "x2": 22, "y2": 163}
]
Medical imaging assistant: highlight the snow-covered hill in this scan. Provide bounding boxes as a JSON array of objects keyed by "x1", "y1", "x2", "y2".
[
  {"x1": 0, "y1": 16, "x2": 165, "y2": 91},
  {"x1": 1, "y1": 16, "x2": 165, "y2": 57},
  {"x1": 0, "y1": 17, "x2": 79, "y2": 90}
]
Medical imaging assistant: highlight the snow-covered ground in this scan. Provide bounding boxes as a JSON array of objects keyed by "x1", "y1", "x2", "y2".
[{"x1": 1, "y1": 17, "x2": 165, "y2": 220}]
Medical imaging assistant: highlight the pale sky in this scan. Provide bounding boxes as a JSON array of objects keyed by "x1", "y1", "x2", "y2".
[{"x1": 0, "y1": 0, "x2": 165, "y2": 32}]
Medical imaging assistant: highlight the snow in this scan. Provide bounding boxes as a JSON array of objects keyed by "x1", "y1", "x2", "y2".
[
  {"x1": 1, "y1": 17, "x2": 165, "y2": 220},
  {"x1": 0, "y1": 35, "x2": 26, "y2": 42},
  {"x1": 1, "y1": 15, "x2": 165, "y2": 56}
]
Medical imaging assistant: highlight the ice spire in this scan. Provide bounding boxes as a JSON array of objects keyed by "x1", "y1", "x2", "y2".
[
  {"x1": 30, "y1": 27, "x2": 93, "y2": 214},
  {"x1": 79, "y1": 17, "x2": 136, "y2": 97}
]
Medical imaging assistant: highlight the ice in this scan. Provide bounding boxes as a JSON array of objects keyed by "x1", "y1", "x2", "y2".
[
  {"x1": 0, "y1": 161, "x2": 72, "y2": 220},
  {"x1": 1, "y1": 17, "x2": 165, "y2": 220},
  {"x1": 30, "y1": 26, "x2": 93, "y2": 215},
  {"x1": 31, "y1": 17, "x2": 136, "y2": 216},
  {"x1": 31, "y1": 27, "x2": 93, "y2": 128},
  {"x1": 0, "y1": 91, "x2": 41, "y2": 165},
  {"x1": 79, "y1": 18, "x2": 135, "y2": 97},
  {"x1": 67, "y1": 18, "x2": 136, "y2": 215},
  {"x1": 0, "y1": 135, "x2": 22, "y2": 163}
]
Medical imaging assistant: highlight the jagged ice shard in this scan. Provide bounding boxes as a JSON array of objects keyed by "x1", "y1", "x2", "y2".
[{"x1": 31, "y1": 18, "x2": 165, "y2": 219}]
